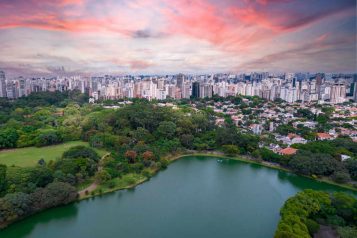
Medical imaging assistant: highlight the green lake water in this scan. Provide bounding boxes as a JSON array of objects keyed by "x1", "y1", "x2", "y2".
[{"x1": 1, "y1": 156, "x2": 355, "y2": 238}]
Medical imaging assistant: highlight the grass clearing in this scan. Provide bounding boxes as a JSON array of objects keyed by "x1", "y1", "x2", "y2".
[
  {"x1": 86, "y1": 173, "x2": 147, "y2": 198},
  {"x1": 0, "y1": 141, "x2": 107, "y2": 167}
]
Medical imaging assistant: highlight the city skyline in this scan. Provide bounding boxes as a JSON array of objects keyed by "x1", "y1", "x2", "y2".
[
  {"x1": 0, "y1": 0, "x2": 356, "y2": 77},
  {"x1": 1, "y1": 70, "x2": 356, "y2": 103}
]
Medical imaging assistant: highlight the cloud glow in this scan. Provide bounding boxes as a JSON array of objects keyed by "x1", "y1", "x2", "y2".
[{"x1": 0, "y1": 0, "x2": 355, "y2": 76}]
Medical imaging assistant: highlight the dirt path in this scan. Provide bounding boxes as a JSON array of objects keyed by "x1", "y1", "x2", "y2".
[
  {"x1": 314, "y1": 225, "x2": 338, "y2": 238},
  {"x1": 78, "y1": 182, "x2": 98, "y2": 196},
  {"x1": 78, "y1": 152, "x2": 110, "y2": 197}
]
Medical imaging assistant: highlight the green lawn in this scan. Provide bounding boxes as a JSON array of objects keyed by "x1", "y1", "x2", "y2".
[
  {"x1": 93, "y1": 174, "x2": 147, "y2": 194},
  {"x1": 0, "y1": 141, "x2": 107, "y2": 167}
]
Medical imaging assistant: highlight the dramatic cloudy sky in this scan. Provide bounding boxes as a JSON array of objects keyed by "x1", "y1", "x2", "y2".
[{"x1": 0, "y1": 0, "x2": 356, "y2": 76}]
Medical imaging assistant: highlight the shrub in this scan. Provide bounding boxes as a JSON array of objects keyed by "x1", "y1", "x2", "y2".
[
  {"x1": 332, "y1": 171, "x2": 351, "y2": 184},
  {"x1": 123, "y1": 176, "x2": 136, "y2": 185},
  {"x1": 337, "y1": 226, "x2": 357, "y2": 238},
  {"x1": 94, "y1": 170, "x2": 112, "y2": 184},
  {"x1": 141, "y1": 169, "x2": 152, "y2": 178},
  {"x1": 326, "y1": 215, "x2": 346, "y2": 227},
  {"x1": 306, "y1": 219, "x2": 320, "y2": 236},
  {"x1": 222, "y1": 145, "x2": 240, "y2": 156},
  {"x1": 106, "y1": 180, "x2": 116, "y2": 189},
  {"x1": 62, "y1": 146, "x2": 100, "y2": 162},
  {"x1": 35, "y1": 130, "x2": 63, "y2": 147},
  {"x1": 159, "y1": 159, "x2": 169, "y2": 169}
]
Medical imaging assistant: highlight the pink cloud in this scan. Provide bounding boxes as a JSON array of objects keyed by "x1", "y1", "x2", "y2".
[
  {"x1": 111, "y1": 58, "x2": 154, "y2": 70},
  {"x1": 162, "y1": 0, "x2": 231, "y2": 45},
  {"x1": 129, "y1": 60, "x2": 154, "y2": 70},
  {"x1": 316, "y1": 34, "x2": 328, "y2": 43},
  {"x1": 0, "y1": 0, "x2": 141, "y2": 35},
  {"x1": 0, "y1": 0, "x2": 355, "y2": 74},
  {"x1": 0, "y1": 0, "x2": 353, "y2": 46},
  {"x1": 59, "y1": 0, "x2": 85, "y2": 5}
]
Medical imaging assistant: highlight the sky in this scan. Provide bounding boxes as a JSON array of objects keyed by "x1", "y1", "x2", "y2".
[{"x1": 0, "y1": 0, "x2": 356, "y2": 77}]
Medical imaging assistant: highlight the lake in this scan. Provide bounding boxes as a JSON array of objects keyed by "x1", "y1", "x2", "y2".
[{"x1": 1, "y1": 156, "x2": 355, "y2": 238}]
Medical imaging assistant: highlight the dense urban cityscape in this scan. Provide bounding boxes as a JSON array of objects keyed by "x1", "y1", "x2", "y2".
[{"x1": 1, "y1": 70, "x2": 357, "y2": 103}]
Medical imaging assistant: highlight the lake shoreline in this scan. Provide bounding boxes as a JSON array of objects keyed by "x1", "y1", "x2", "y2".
[
  {"x1": 79, "y1": 150, "x2": 357, "y2": 201},
  {"x1": 176, "y1": 152, "x2": 357, "y2": 192},
  {"x1": 1, "y1": 151, "x2": 356, "y2": 232}
]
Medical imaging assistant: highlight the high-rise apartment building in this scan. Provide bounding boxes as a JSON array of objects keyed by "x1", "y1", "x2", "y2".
[
  {"x1": 0, "y1": 71, "x2": 6, "y2": 97},
  {"x1": 192, "y1": 82, "x2": 200, "y2": 98},
  {"x1": 330, "y1": 83, "x2": 346, "y2": 104}
]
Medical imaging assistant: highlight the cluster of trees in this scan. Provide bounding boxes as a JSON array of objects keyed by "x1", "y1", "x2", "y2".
[
  {"x1": 291, "y1": 138, "x2": 357, "y2": 183},
  {"x1": 275, "y1": 189, "x2": 357, "y2": 238},
  {"x1": 0, "y1": 145, "x2": 102, "y2": 228},
  {"x1": 0, "y1": 182, "x2": 77, "y2": 229},
  {"x1": 51, "y1": 146, "x2": 100, "y2": 185},
  {"x1": 275, "y1": 124, "x2": 316, "y2": 141},
  {"x1": 78, "y1": 101, "x2": 262, "y2": 178},
  {"x1": 0, "y1": 91, "x2": 88, "y2": 149},
  {"x1": 0, "y1": 92, "x2": 263, "y2": 197},
  {"x1": 253, "y1": 138, "x2": 357, "y2": 185},
  {"x1": 0, "y1": 146, "x2": 101, "y2": 198}
]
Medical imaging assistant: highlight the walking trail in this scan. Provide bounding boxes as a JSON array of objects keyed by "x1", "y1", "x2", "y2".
[{"x1": 78, "y1": 152, "x2": 110, "y2": 197}]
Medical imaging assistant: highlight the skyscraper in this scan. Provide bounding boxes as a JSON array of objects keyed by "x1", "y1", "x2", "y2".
[
  {"x1": 199, "y1": 84, "x2": 213, "y2": 98},
  {"x1": 330, "y1": 83, "x2": 346, "y2": 104},
  {"x1": 176, "y1": 74, "x2": 184, "y2": 89},
  {"x1": 192, "y1": 82, "x2": 200, "y2": 98},
  {"x1": 354, "y1": 74, "x2": 357, "y2": 102},
  {"x1": 0, "y1": 71, "x2": 6, "y2": 97}
]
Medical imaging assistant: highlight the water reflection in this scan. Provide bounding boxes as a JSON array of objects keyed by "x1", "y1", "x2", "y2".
[{"x1": 0, "y1": 204, "x2": 78, "y2": 237}]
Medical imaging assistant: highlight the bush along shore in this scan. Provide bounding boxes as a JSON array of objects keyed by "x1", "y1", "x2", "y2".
[
  {"x1": 275, "y1": 189, "x2": 357, "y2": 238},
  {"x1": 0, "y1": 182, "x2": 77, "y2": 229}
]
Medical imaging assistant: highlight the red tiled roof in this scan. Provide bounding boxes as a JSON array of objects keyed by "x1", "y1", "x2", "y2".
[
  {"x1": 279, "y1": 147, "x2": 298, "y2": 155},
  {"x1": 288, "y1": 133, "x2": 301, "y2": 139},
  {"x1": 316, "y1": 133, "x2": 332, "y2": 139}
]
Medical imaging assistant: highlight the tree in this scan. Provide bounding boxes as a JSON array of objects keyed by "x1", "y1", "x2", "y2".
[
  {"x1": 337, "y1": 226, "x2": 357, "y2": 238},
  {"x1": 331, "y1": 192, "x2": 356, "y2": 224},
  {"x1": 316, "y1": 113, "x2": 329, "y2": 124},
  {"x1": 62, "y1": 146, "x2": 100, "y2": 162},
  {"x1": 257, "y1": 148, "x2": 283, "y2": 163},
  {"x1": 321, "y1": 106, "x2": 334, "y2": 117},
  {"x1": 0, "y1": 164, "x2": 7, "y2": 195},
  {"x1": 142, "y1": 151, "x2": 155, "y2": 161},
  {"x1": 125, "y1": 150, "x2": 137, "y2": 163},
  {"x1": 0, "y1": 128, "x2": 19, "y2": 149},
  {"x1": 156, "y1": 121, "x2": 176, "y2": 139},
  {"x1": 1, "y1": 192, "x2": 32, "y2": 221},
  {"x1": 275, "y1": 190, "x2": 331, "y2": 238},
  {"x1": 345, "y1": 159, "x2": 357, "y2": 181},
  {"x1": 95, "y1": 170, "x2": 112, "y2": 184},
  {"x1": 305, "y1": 219, "x2": 319, "y2": 236},
  {"x1": 179, "y1": 134, "x2": 194, "y2": 149},
  {"x1": 132, "y1": 127, "x2": 154, "y2": 143},
  {"x1": 35, "y1": 129, "x2": 63, "y2": 147},
  {"x1": 288, "y1": 151, "x2": 338, "y2": 176},
  {"x1": 31, "y1": 182, "x2": 77, "y2": 210},
  {"x1": 332, "y1": 171, "x2": 351, "y2": 183},
  {"x1": 216, "y1": 126, "x2": 238, "y2": 145},
  {"x1": 222, "y1": 145, "x2": 240, "y2": 156},
  {"x1": 294, "y1": 109, "x2": 314, "y2": 120},
  {"x1": 276, "y1": 124, "x2": 296, "y2": 136}
]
